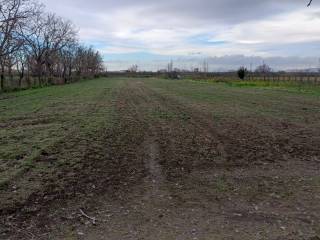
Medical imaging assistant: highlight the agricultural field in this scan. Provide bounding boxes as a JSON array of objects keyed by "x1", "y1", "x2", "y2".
[{"x1": 0, "y1": 77, "x2": 320, "y2": 239}]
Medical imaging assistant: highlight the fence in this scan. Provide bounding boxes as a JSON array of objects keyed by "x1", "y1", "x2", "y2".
[
  {"x1": 246, "y1": 73, "x2": 320, "y2": 84},
  {"x1": 2, "y1": 71, "x2": 320, "y2": 92},
  {"x1": 178, "y1": 72, "x2": 320, "y2": 85},
  {"x1": 89, "y1": 71, "x2": 320, "y2": 85}
]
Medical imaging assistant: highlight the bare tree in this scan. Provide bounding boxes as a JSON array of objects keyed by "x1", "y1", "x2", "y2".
[
  {"x1": 58, "y1": 41, "x2": 78, "y2": 83},
  {"x1": 73, "y1": 45, "x2": 103, "y2": 78},
  {"x1": 129, "y1": 64, "x2": 138, "y2": 73},
  {"x1": 0, "y1": 0, "x2": 38, "y2": 89},
  {"x1": 14, "y1": 45, "x2": 29, "y2": 87},
  {"x1": 23, "y1": 12, "x2": 77, "y2": 85},
  {"x1": 255, "y1": 63, "x2": 272, "y2": 74},
  {"x1": 0, "y1": 0, "x2": 104, "y2": 90},
  {"x1": 43, "y1": 14, "x2": 77, "y2": 83}
]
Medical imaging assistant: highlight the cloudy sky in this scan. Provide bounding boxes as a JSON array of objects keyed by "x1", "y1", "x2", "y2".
[{"x1": 41, "y1": 0, "x2": 320, "y2": 71}]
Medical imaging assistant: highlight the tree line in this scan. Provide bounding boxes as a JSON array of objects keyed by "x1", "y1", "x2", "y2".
[{"x1": 0, "y1": 0, "x2": 104, "y2": 91}]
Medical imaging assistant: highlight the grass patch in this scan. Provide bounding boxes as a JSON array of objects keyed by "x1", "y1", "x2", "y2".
[
  {"x1": 213, "y1": 176, "x2": 231, "y2": 193},
  {"x1": 225, "y1": 80, "x2": 320, "y2": 96},
  {"x1": 144, "y1": 78, "x2": 320, "y2": 124},
  {"x1": 0, "y1": 77, "x2": 124, "y2": 187}
]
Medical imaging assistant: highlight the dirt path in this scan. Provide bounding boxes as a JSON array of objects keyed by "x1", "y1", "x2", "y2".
[
  {"x1": 142, "y1": 133, "x2": 166, "y2": 198},
  {"x1": 1, "y1": 79, "x2": 320, "y2": 240}
]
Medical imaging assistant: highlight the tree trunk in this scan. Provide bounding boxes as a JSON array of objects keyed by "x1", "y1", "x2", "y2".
[
  {"x1": 19, "y1": 64, "x2": 25, "y2": 88},
  {"x1": 9, "y1": 65, "x2": 13, "y2": 83},
  {"x1": 26, "y1": 65, "x2": 31, "y2": 88},
  {"x1": 37, "y1": 61, "x2": 42, "y2": 86},
  {"x1": 68, "y1": 65, "x2": 72, "y2": 83},
  {"x1": 46, "y1": 63, "x2": 53, "y2": 85},
  {"x1": 1, "y1": 63, "x2": 5, "y2": 91},
  {"x1": 62, "y1": 63, "x2": 67, "y2": 84}
]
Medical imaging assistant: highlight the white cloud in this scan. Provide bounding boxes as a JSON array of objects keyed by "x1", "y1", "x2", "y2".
[
  {"x1": 217, "y1": 9, "x2": 320, "y2": 45},
  {"x1": 40, "y1": 0, "x2": 320, "y2": 67}
]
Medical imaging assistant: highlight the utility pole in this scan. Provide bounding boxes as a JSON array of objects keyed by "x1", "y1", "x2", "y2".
[
  {"x1": 168, "y1": 60, "x2": 173, "y2": 73},
  {"x1": 202, "y1": 59, "x2": 209, "y2": 75}
]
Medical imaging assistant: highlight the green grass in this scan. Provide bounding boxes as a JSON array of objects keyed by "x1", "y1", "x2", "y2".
[
  {"x1": 225, "y1": 80, "x2": 320, "y2": 96},
  {"x1": 144, "y1": 78, "x2": 320, "y2": 124},
  {"x1": 0, "y1": 78, "x2": 124, "y2": 186}
]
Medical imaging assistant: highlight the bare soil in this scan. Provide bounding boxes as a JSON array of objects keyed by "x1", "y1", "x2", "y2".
[{"x1": 1, "y1": 79, "x2": 319, "y2": 240}]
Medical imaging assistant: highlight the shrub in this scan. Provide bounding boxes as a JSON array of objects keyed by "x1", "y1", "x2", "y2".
[
  {"x1": 237, "y1": 67, "x2": 248, "y2": 80},
  {"x1": 167, "y1": 71, "x2": 181, "y2": 80}
]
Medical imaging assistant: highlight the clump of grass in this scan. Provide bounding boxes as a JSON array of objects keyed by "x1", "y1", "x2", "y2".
[{"x1": 214, "y1": 176, "x2": 231, "y2": 193}]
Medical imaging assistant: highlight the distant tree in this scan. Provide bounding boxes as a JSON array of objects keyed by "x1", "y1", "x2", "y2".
[
  {"x1": 237, "y1": 66, "x2": 248, "y2": 80},
  {"x1": 128, "y1": 64, "x2": 138, "y2": 73},
  {"x1": 74, "y1": 46, "x2": 104, "y2": 78},
  {"x1": 255, "y1": 63, "x2": 272, "y2": 74}
]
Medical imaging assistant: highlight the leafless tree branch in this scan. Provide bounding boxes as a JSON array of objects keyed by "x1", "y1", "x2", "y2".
[{"x1": 0, "y1": 0, "x2": 104, "y2": 91}]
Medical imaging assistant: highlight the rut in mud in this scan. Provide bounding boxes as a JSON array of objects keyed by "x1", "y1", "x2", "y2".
[
  {"x1": 143, "y1": 134, "x2": 164, "y2": 196},
  {"x1": 1, "y1": 78, "x2": 320, "y2": 240}
]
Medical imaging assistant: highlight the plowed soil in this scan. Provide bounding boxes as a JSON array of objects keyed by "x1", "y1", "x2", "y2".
[{"x1": 0, "y1": 78, "x2": 319, "y2": 240}]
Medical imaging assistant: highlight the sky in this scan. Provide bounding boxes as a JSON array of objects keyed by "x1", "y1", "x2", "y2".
[{"x1": 41, "y1": 0, "x2": 320, "y2": 71}]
